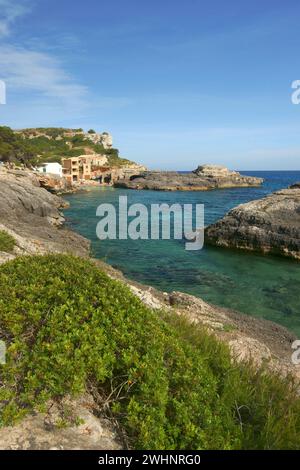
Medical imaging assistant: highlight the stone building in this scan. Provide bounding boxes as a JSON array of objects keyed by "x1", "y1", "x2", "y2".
[
  {"x1": 62, "y1": 155, "x2": 108, "y2": 183},
  {"x1": 62, "y1": 154, "x2": 146, "y2": 186}
]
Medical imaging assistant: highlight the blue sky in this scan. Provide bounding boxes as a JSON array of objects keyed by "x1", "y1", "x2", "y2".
[{"x1": 0, "y1": 0, "x2": 300, "y2": 170}]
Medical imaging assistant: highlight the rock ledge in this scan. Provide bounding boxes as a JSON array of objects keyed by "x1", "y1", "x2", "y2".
[
  {"x1": 115, "y1": 164, "x2": 263, "y2": 191},
  {"x1": 205, "y1": 185, "x2": 300, "y2": 259}
]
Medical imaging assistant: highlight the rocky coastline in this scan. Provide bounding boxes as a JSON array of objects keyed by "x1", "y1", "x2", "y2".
[
  {"x1": 205, "y1": 184, "x2": 300, "y2": 260},
  {"x1": 0, "y1": 168, "x2": 297, "y2": 369},
  {"x1": 115, "y1": 164, "x2": 263, "y2": 191},
  {"x1": 0, "y1": 167, "x2": 89, "y2": 264},
  {"x1": 0, "y1": 168, "x2": 299, "y2": 449}
]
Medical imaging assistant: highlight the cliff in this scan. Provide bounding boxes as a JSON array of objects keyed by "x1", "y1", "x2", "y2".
[
  {"x1": 0, "y1": 167, "x2": 89, "y2": 264},
  {"x1": 205, "y1": 185, "x2": 300, "y2": 260},
  {"x1": 115, "y1": 164, "x2": 263, "y2": 191}
]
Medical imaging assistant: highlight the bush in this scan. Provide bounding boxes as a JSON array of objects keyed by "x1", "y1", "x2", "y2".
[
  {"x1": 71, "y1": 135, "x2": 87, "y2": 146},
  {"x1": 0, "y1": 127, "x2": 37, "y2": 166},
  {"x1": 0, "y1": 255, "x2": 299, "y2": 449},
  {"x1": 0, "y1": 231, "x2": 15, "y2": 253}
]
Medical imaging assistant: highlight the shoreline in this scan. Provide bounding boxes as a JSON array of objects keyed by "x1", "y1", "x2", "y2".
[
  {"x1": 0, "y1": 168, "x2": 299, "y2": 382},
  {"x1": 1, "y1": 167, "x2": 300, "y2": 450}
]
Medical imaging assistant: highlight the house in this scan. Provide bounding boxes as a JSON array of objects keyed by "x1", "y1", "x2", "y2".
[
  {"x1": 61, "y1": 154, "x2": 108, "y2": 183},
  {"x1": 37, "y1": 162, "x2": 62, "y2": 177}
]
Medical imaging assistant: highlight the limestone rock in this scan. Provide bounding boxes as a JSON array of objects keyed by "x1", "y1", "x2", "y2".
[
  {"x1": 205, "y1": 186, "x2": 300, "y2": 259},
  {"x1": 193, "y1": 164, "x2": 238, "y2": 177},
  {"x1": 0, "y1": 168, "x2": 90, "y2": 260},
  {"x1": 36, "y1": 173, "x2": 73, "y2": 194},
  {"x1": 0, "y1": 394, "x2": 121, "y2": 450},
  {"x1": 115, "y1": 165, "x2": 263, "y2": 191}
]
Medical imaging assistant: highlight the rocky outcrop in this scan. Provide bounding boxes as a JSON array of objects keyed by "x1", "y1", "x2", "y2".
[
  {"x1": 36, "y1": 172, "x2": 73, "y2": 194},
  {"x1": 0, "y1": 394, "x2": 121, "y2": 450},
  {"x1": 115, "y1": 164, "x2": 263, "y2": 191},
  {"x1": 0, "y1": 168, "x2": 89, "y2": 263},
  {"x1": 205, "y1": 185, "x2": 300, "y2": 260}
]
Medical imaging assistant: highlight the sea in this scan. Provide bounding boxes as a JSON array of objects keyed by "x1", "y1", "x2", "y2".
[{"x1": 64, "y1": 171, "x2": 300, "y2": 337}]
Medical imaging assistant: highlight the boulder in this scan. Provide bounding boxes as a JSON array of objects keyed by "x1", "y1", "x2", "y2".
[{"x1": 205, "y1": 186, "x2": 300, "y2": 260}]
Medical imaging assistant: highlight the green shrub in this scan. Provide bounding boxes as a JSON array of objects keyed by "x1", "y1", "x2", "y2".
[
  {"x1": 0, "y1": 231, "x2": 15, "y2": 253},
  {"x1": 0, "y1": 255, "x2": 299, "y2": 449},
  {"x1": 0, "y1": 127, "x2": 37, "y2": 166}
]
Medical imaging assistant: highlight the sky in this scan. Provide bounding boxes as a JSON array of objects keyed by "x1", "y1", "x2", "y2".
[{"x1": 0, "y1": 0, "x2": 300, "y2": 170}]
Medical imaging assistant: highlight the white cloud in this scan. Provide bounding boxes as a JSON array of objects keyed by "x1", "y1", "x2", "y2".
[
  {"x1": 0, "y1": 45, "x2": 89, "y2": 107},
  {"x1": 0, "y1": 1, "x2": 131, "y2": 116},
  {"x1": 0, "y1": 0, "x2": 30, "y2": 37},
  {"x1": 0, "y1": 1, "x2": 90, "y2": 109}
]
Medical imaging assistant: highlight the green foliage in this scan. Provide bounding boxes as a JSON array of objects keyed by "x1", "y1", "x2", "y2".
[
  {"x1": 0, "y1": 127, "x2": 38, "y2": 166},
  {"x1": 0, "y1": 126, "x2": 131, "y2": 168},
  {"x1": 107, "y1": 156, "x2": 131, "y2": 167},
  {"x1": 0, "y1": 231, "x2": 15, "y2": 253},
  {"x1": 88, "y1": 129, "x2": 96, "y2": 134},
  {"x1": 0, "y1": 255, "x2": 299, "y2": 449},
  {"x1": 70, "y1": 135, "x2": 87, "y2": 146},
  {"x1": 26, "y1": 136, "x2": 70, "y2": 161},
  {"x1": 92, "y1": 143, "x2": 108, "y2": 154},
  {"x1": 63, "y1": 149, "x2": 85, "y2": 158}
]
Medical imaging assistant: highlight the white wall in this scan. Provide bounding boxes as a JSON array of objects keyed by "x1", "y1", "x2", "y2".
[{"x1": 37, "y1": 162, "x2": 62, "y2": 177}]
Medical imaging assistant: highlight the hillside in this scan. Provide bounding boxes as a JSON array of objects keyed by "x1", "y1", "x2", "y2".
[{"x1": 0, "y1": 126, "x2": 134, "y2": 168}]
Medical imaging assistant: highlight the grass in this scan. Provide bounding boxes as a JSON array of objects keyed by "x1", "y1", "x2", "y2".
[
  {"x1": 0, "y1": 231, "x2": 15, "y2": 253},
  {"x1": 0, "y1": 254, "x2": 299, "y2": 449}
]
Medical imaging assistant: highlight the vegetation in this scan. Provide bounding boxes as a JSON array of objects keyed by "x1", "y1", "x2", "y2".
[
  {"x1": 0, "y1": 126, "x2": 126, "y2": 167},
  {"x1": 0, "y1": 254, "x2": 299, "y2": 449},
  {"x1": 106, "y1": 153, "x2": 133, "y2": 167},
  {"x1": 0, "y1": 126, "x2": 38, "y2": 166},
  {"x1": 0, "y1": 231, "x2": 15, "y2": 253}
]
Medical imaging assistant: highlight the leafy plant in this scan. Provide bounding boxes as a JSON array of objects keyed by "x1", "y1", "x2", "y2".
[
  {"x1": 0, "y1": 255, "x2": 299, "y2": 449},
  {"x1": 0, "y1": 231, "x2": 15, "y2": 253}
]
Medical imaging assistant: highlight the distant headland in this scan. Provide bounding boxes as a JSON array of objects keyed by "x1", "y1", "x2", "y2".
[{"x1": 115, "y1": 164, "x2": 264, "y2": 191}]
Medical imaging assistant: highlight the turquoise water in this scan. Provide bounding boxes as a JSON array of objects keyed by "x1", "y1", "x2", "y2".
[{"x1": 64, "y1": 171, "x2": 300, "y2": 336}]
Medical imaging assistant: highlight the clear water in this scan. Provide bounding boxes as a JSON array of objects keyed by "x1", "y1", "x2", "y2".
[{"x1": 64, "y1": 171, "x2": 300, "y2": 337}]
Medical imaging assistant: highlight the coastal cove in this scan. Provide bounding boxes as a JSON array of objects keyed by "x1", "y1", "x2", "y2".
[{"x1": 64, "y1": 171, "x2": 300, "y2": 337}]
